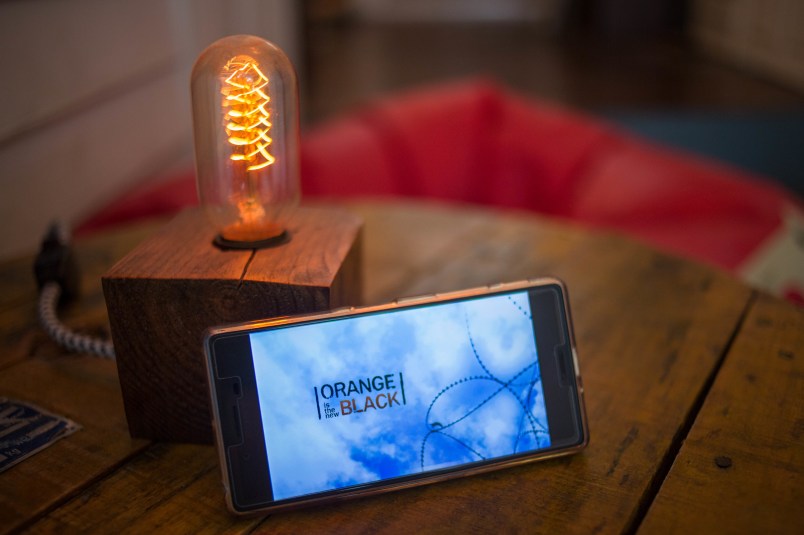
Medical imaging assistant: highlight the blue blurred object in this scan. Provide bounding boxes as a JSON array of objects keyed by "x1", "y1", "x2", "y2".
[{"x1": 606, "y1": 111, "x2": 804, "y2": 197}]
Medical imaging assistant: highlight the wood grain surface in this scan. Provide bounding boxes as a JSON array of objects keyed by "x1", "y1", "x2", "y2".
[
  {"x1": 1, "y1": 200, "x2": 798, "y2": 534},
  {"x1": 639, "y1": 293, "x2": 804, "y2": 534},
  {"x1": 102, "y1": 207, "x2": 362, "y2": 443},
  {"x1": 0, "y1": 221, "x2": 161, "y2": 533}
]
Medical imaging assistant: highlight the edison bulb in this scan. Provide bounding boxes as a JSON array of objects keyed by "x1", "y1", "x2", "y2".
[{"x1": 191, "y1": 35, "x2": 300, "y2": 249}]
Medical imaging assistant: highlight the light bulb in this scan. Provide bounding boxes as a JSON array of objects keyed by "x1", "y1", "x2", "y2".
[{"x1": 191, "y1": 35, "x2": 300, "y2": 249}]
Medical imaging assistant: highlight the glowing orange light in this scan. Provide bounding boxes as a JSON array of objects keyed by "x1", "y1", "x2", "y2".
[
  {"x1": 219, "y1": 55, "x2": 276, "y2": 239},
  {"x1": 222, "y1": 56, "x2": 276, "y2": 171}
]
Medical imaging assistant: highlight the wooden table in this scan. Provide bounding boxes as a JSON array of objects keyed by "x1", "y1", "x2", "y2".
[{"x1": 1, "y1": 200, "x2": 801, "y2": 534}]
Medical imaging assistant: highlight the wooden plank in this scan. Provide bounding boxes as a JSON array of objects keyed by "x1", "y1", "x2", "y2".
[
  {"x1": 638, "y1": 293, "x2": 804, "y2": 534},
  {"x1": 0, "y1": 218, "x2": 160, "y2": 532},
  {"x1": 0, "y1": 253, "x2": 40, "y2": 370},
  {"x1": 346, "y1": 200, "x2": 501, "y2": 302},
  {"x1": 27, "y1": 444, "x2": 259, "y2": 534},
  {"x1": 102, "y1": 208, "x2": 362, "y2": 442},
  {"x1": 0, "y1": 356, "x2": 149, "y2": 534},
  {"x1": 13, "y1": 202, "x2": 754, "y2": 532},
  {"x1": 251, "y1": 202, "x2": 754, "y2": 533},
  {"x1": 0, "y1": 218, "x2": 163, "y2": 371}
]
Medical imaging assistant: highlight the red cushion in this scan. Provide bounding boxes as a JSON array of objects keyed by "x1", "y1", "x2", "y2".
[
  {"x1": 75, "y1": 175, "x2": 198, "y2": 236},
  {"x1": 571, "y1": 140, "x2": 790, "y2": 269},
  {"x1": 76, "y1": 80, "x2": 799, "y2": 274}
]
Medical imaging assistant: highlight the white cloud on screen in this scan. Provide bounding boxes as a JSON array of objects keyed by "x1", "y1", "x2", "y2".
[{"x1": 249, "y1": 292, "x2": 549, "y2": 500}]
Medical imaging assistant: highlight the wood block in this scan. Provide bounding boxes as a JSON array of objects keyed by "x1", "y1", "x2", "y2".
[{"x1": 102, "y1": 206, "x2": 362, "y2": 443}]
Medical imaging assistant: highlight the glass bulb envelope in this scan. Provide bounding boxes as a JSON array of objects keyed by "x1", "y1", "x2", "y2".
[{"x1": 191, "y1": 35, "x2": 300, "y2": 248}]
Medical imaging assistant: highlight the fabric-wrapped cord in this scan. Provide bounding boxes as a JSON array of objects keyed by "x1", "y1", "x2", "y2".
[{"x1": 38, "y1": 281, "x2": 115, "y2": 359}]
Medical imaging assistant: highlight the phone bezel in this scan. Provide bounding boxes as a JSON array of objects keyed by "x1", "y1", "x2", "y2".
[{"x1": 205, "y1": 278, "x2": 588, "y2": 515}]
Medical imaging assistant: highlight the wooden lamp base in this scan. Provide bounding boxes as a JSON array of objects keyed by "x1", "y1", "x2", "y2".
[{"x1": 102, "y1": 206, "x2": 362, "y2": 443}]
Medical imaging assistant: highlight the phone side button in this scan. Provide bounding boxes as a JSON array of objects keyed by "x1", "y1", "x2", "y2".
[{"x1": 571, "y1": 348, "x2": 581, "y2": 375}]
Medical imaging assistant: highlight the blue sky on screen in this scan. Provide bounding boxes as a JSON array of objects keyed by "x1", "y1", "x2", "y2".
[{"x1": 250, "y1": 291, "x2": 550, "y2": 501}]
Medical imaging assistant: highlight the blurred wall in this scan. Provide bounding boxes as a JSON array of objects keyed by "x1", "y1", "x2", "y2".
[
  {"x1": 690, "y1": 0, "x2": 804, "y2": 92},
  {"x1": 0, "y1": 0, "x2": 301, "y2": 260},
  {"x1": 348, "y1": 0, "x2": 561, "y2": 23}
]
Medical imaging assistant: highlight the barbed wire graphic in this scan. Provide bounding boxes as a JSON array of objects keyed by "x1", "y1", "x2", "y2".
[{"x1": 420, "y1": 295, "x2": 549, "y2": 470}]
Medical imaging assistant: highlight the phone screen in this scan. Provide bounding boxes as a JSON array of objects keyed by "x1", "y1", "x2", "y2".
[{"x1": 247, "y1": 290, "x2": 553, "y2": 502}]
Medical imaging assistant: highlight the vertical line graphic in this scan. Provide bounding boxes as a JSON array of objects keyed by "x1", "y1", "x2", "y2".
[
  {"x1": 399, "y1": 372, "x2": 407, "y2": 405},
  {"x1": 314, "y1": 386, "x2": 321, "y2": 420}
]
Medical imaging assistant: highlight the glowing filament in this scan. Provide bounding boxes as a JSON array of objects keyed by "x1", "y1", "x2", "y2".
[{"x1": 222, "y1": 56, "x2": 275, "y2": 171}]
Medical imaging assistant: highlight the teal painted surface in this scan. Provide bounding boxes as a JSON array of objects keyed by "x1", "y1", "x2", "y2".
[{"x1": 607, "y1": 111, "x2": 804, "y2": 197}]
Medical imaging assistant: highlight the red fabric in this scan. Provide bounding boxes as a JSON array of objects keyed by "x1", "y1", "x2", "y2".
[
  {"x1": 76, "y1": 80, "x2": 798, "y2": 271},
  {"x1": 76, "y1": 176, "x2": 198, "y2": 236},
  {"x1": 571, "y1": 141, "x2": 787, "y2": 269},
  {"x1": 300, "y1": 83, "x2": 618, "y2": 215}
]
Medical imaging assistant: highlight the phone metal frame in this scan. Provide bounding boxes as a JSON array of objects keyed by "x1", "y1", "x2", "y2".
[{"x1": 205, "y1": 277, "x2": 588, "y2": 515}]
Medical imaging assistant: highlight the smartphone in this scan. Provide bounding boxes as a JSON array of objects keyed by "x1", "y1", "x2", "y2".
[{"x1": 205, "y1": 278, "x2": 587, "y2": 514}]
